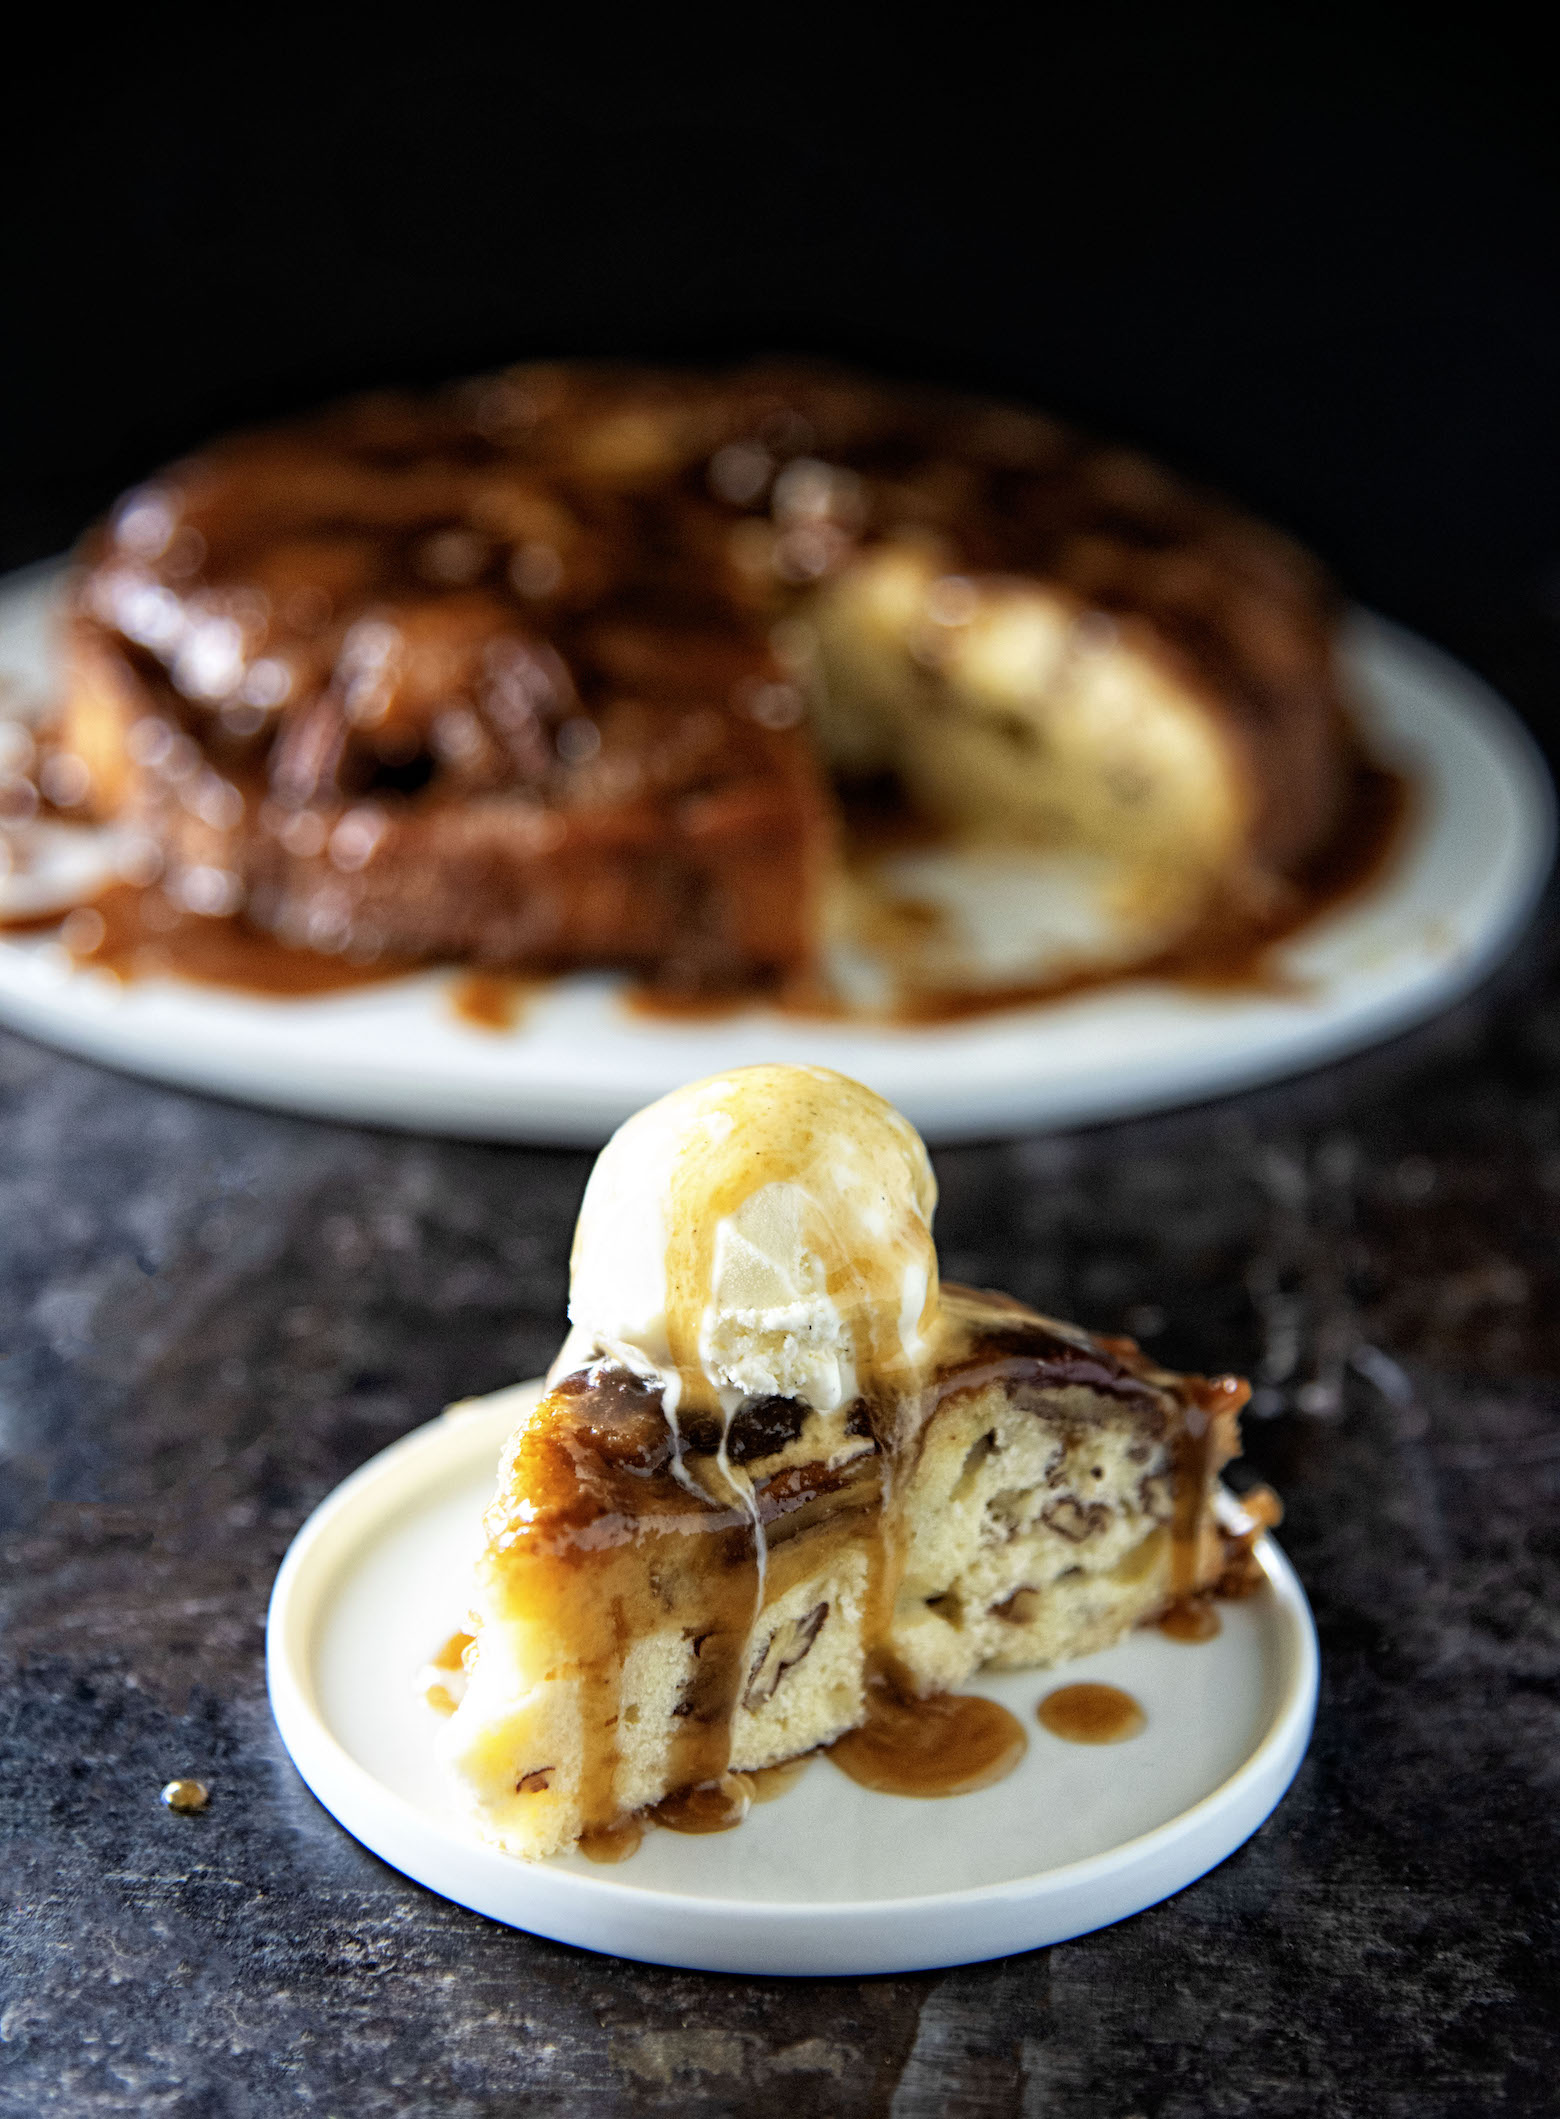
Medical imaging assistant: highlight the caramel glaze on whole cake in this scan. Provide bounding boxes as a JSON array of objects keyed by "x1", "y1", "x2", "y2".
[{"x1": 53, "y1": 361, "x2": 1362, "y2": 997}]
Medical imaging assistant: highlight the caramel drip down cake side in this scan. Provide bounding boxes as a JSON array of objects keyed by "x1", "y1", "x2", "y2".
[
  {"x1": 439, "y1": 1287, "x2": 1248, "y2": 1861},
  {"x1": 443, "y1": 1369, "x2": 888, "y2": 1858}
]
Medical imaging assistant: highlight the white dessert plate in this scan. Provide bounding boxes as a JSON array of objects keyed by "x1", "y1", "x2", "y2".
[
  {"x1": 4, "y1": 561, "x2": 1550, "y2": 1143},
  {"x1": 266, "y1": 1382, "x2": 1318, "y2": 1976}
]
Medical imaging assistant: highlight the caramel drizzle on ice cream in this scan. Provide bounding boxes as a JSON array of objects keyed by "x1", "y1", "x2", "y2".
[{"x1": 652, "y1": 1065, "x2": 939, "y2": 1420}]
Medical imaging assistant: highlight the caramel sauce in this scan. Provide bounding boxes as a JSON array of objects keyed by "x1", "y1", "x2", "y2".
[
  {"x1": 620, "y1": 985, "x2": 753, "y2": 1024},
  {"x1": 1158, "y1": 1597, "x2": 1223, "y2": 1643},
  {"x1": 420, "y1": 1628, "x2": 476, "y2": 1716},
  {"x1": 448, "y1": 972, "x2": 529, "y2": 1031},
  {"x1": 5, "y1": 772, "x2": 1407, "y2": 1024},
  {"x1": 160, "y1": 1777, "x2": 211, "y2": 1812},
  {"x1": 572, "y1": 1754, "x2": 809, "y2": 1856},
  {"x1": 477, "y1": 1288, "x2": 1242, "y2": 1852},
  {"x1": 746, "y1": 1754, "x2": 813, "y2": 1804},
  {"x1": 578, "y1": 1817, "x2": 646, "y2": 1864},
  {"x1": 1037, "y1": 1683, "x2": 1146, "y2": 1745},
  {"x1": 622, "y1": 972, "x2": 853, "y2": 1026},
  {"x1": 40, "y1": 881, "x2": 414, "y2": 996},
  {"x1": 930, "y1": 1291, "x2": 1167, "y2": 1410},
  {"x1": 1169, "y1": 1372, "x2": 1250, "y2": 1601},
  {"x1": 650, "y1": 1774, "x2": 753, "y2": 1834},
  {"x1": 577, "y1": 1757, "x2": 808, "y2": 1862},
  {"x1": 827, "y1": 1670, "x2": 1027, "y2": 1797},
  {"x1": 1237, "y1": 1483, "x2": 1284, "y2": 1532}
]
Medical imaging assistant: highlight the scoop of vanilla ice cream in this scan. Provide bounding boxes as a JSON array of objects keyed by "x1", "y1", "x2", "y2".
[{"x1": 551, "y1": 1064, "x2": 939, "y2": 1417}]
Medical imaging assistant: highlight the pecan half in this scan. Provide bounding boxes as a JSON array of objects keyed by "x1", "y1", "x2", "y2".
[
  {"x1": 1043, "y1": 1497, "x2": 1111, "y2": 1542},
  {"x1": 743, "y1": 1602, "x2": 828, "y2": 1708}
]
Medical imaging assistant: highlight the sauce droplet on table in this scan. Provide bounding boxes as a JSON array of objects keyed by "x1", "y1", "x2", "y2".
[{"x1": 160, "y1": 1777, "x2": 210, "y2": 1812}]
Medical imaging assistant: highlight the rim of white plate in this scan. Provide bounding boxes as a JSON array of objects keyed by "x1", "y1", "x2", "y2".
[{"x1": 5, "y1": 561, "x2": 1549, "y2": 1143}]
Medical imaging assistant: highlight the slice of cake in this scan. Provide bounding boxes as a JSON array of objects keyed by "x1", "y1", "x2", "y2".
[{"x1": 439, "y1": 1064, "x2": 1251, "y2": 1859}]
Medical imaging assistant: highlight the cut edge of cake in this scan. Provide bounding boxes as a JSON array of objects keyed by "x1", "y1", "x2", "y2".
[{"x1": 436, "y1": 1284, "x2": 1255, "y2": 1862}]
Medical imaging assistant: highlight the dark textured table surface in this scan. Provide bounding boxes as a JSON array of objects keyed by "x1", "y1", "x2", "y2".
[{"x1": 5, "y1": 855, "x2": 1560, "y2": 2114}]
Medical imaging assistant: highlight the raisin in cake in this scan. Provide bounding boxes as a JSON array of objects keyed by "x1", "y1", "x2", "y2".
[{"x1": 438, "y1": 1064, "x2": 1251, "y2": 1859}]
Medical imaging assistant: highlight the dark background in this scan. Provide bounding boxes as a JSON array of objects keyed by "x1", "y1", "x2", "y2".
[
  {"x1": 7, "y1": 15, "x2": 1559, "y2": 721},
  {"x1": 6, "y1": 21, "x2": 1560, "y2": 2113}
]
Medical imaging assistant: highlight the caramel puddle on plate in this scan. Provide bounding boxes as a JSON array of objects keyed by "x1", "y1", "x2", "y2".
[
  {"x1": 1159, "y1": 1597, "x2": 1223, "y2": 1643},
  {"x1": 7, "y1": 765, "x2": 1406, "y2": 1025},
  {"x1": 579, "y1": 1817, "x2": 649, "y2": 1864},
  {"x1": 420, "y1": 1629, "x2": 475, "y2": 1717},
  {"x1": 41, "y1": 882, "x2": 417, "y2": 995},
  {"x1": 747, "y1": 1754, "x2": 814, "y2": 1804},
  {"x1": 1036, "y1": 1683, "x2": 1146, "y2": 1745},
  {"x1": 650, "y1": 1774, "x2": 754, "y2": 1835},
  {"x1": 827, "y1": 1679, "x2": 1028, "y2": 1797},
  {"x1": 579, "y1": 1758, "x2": 812, "y2": 1862},
  {"x1": 448, "y1": 972, "x2": 531, "y2": 1031}
]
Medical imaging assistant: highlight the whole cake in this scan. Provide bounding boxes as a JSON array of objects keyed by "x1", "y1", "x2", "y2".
[
  {"x1": 437, "y1": 1064, "x2": 1260, "y2": 1860},
  {"x1": 55, "y1": 362, "x2": 1356, "y2": 996}
]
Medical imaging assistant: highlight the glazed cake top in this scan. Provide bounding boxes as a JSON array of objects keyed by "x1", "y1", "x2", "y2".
[{"x1": 72, "y1": 360, "x2": 1351, "y2": 873}]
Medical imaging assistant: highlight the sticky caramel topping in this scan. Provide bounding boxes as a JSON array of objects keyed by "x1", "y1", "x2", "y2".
[
  {"x1": 479, "y1": 1281, "x2": 1241, "y2": 1851},
  {"x1": 448, "y1": 972, "x2": 529, "y2": 1031},
  {"x1": 929, "y1": 1285, "x2": 1171, "y2": 1409},
  {"x1": 51, "y1": 357, "x2": 1365, "y2": 1009},
  {"x1": 73, "y1": 361, "x2": 1348, "y2": 870},
  {"x1": 745, "y1": 1754, "x2": 813, "y2": 1804}
]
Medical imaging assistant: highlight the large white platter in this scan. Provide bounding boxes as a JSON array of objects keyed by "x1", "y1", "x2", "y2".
[
  {"x1": 2, "y1": 562, "x2": 1550, "y2": 1142},
  {"x1": 266, "y1": 1383, "x2": 1317, "y2": 1976}
]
